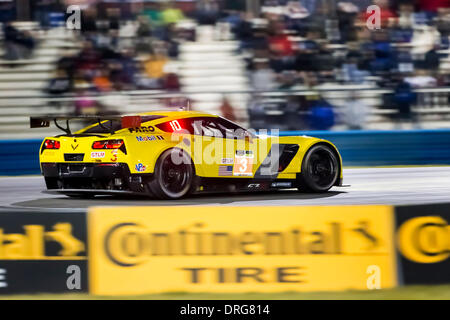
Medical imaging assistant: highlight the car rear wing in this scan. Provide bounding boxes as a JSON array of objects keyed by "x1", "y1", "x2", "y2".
[{"x1": 30, "y1": 115, "x2": 142, "y2": 134}]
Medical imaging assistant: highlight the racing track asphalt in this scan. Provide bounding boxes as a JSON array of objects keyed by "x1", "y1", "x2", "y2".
[{"x1": 0, "y1": 167, "x2": 449, "y2": 212}]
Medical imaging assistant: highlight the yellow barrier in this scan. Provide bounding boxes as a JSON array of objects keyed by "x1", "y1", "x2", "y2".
[{"x1": 88, "y1": 206, "x2": 397, "y2": 295}]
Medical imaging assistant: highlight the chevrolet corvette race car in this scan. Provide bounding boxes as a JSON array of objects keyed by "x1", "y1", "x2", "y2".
[{"x1": 31, "y1": 111, "x2": 343, "y2": 199}]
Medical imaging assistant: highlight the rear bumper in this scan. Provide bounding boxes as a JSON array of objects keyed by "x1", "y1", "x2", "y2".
[{"x1": 41, "y1": 162, "x2": 130, "y2": 179}]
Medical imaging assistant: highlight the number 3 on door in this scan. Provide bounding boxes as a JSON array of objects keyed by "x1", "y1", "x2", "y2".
[{"x1": 233, "y1": 154, "x2": 253, "y2": 176}]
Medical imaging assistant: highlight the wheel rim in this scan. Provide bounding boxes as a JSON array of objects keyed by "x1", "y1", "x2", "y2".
[
  {"x1": 306, "y1": 148, "x2": 338, "y2": 189},
  {"x1": 159, "y1": 151, "x2": 192, "y2": 197}
]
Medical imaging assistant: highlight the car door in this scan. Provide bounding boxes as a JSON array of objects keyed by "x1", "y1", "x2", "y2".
[
  {"x1": 214, "y1": 117, "x2": 259, "y2": 178},
  {"x1": 190, "y1": 117, "x2": 227, "y2": 177}
]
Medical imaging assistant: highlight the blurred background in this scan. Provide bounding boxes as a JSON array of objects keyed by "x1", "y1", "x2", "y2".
[{"x1": 0, "y1": 0, "x2": 449, "y2": 138}]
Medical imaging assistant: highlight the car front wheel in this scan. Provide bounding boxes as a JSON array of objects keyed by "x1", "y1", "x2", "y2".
[{"x1": 297, "y1": 144, "x2": 339, "y2": 192}]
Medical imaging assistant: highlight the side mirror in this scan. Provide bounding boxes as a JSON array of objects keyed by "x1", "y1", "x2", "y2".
[{"x1": 245, "y1": 132, "x2": 253, "y2": 144}]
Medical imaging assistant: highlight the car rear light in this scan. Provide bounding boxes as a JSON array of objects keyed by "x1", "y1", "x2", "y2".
[
  {"x1": 43, "y1": 139, "x2": 60, "y2": 150},
  {"x1": 92, "y1": 139, "x2": 127, "y2": 154},
  {"x1": 92, "y1": 139, "x2": 124, "y2": 149}
]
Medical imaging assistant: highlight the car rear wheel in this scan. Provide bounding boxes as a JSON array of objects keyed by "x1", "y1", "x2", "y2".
[
  {"x1": 297, "y1": 144, "x2": 339, "y2": 193},
  {"x1": 147, "y1": 149, "x2": 195, "y2": 199}
]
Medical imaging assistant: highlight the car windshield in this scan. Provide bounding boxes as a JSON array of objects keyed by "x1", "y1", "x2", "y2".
[{"x1": 83, "y1": 115, "x2": 166, "y2": 133}]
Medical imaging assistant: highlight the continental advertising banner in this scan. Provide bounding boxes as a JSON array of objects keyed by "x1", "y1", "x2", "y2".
[
  {"x1": 0, "y1": 212, "x2": 88, "y2": 294},
  {"x1": 88, "y1": 206, "x2": 397, "y2": 295},
  {"x1": 396, "y1": 203, "x2": 450, "y2": 285}
]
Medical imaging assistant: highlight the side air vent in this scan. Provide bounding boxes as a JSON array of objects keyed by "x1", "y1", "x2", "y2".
[{"x1": 278, "y1": 144, "x2": 300, "y2": 172}]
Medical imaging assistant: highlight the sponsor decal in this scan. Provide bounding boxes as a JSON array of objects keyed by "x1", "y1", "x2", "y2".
[
  {"x1": 233, "y1": 151, "x2": 254, "y2": 177},
  {"x1": 0, "y1": 223, "x2": 85, "y2": 259},
  {"x1": 110, "y1": 150, "x2": 118, "y2": 162},
  {"x1": 91, "y1": 151, "x2": 105, "y2": 159},
  {"x1": 271, "y1": 182, "x2": 292, "y2": 188},
  {"x1": 218, "y1": 165, "x2": 233, "y2": 176},
  {"x1": 398, "y1": 216, "x2": 450, "y2": 264},
  {"x1": 220, "y1": 158, "x2": 234, "y2": 165},
  {"x1": 128, "y1": 126, "x2": 155, "y2": 133},
  {"x1": 236, "y1": 150, "x2": 253, "y2": 157},
  {"x1": 135, "y1": 163, "x2": 147, "y2": 172},
  {"x1": 0, "y1": 212, "x2": 88, "y2": 294},
  {"x1": 88, "y1": 205, "x2": 396, "y2": 295},
  {"x1": 394, "y1": 204, "x2": 450, "y2": 285},
  {"x1": 136, "y1": 136, "x2": 157, "y2": 142},
  {"x1": 136, "y1": 135, "x2": 164, "y2": 142}
]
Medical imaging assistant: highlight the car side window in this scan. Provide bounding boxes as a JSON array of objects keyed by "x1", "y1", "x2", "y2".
[
  {"x1": 216, "y1": 117, "x2": 251, "y2": 139},
  {"x1": 202, "y1": 120, "x2": 223, "y2": 138},
  {"x1": 156, "y1": 117, "x2": 249, "y2": 139},
  {"x1": 190, "y1": 118, "x2": 223, "y2": 138},
  {"x1": 191, "y1": 119, "x2": 203, "y2": 135}
]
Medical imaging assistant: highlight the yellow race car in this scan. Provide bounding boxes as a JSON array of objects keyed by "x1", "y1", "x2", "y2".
[{"x1": 31, "y1": 111, "x2": 343, "y2": 199}]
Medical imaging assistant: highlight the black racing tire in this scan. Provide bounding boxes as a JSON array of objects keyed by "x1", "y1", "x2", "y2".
[
  {"x1": 147, "y1": 148, "x2": 195, "y2": 200},
  {"x1": 297, "y1": 144, "x2": 340, "y2": 193}
]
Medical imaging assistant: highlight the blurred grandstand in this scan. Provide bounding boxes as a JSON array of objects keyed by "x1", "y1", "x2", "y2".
[{"x1": 0, "y1": 0, "x2": 449, "y2": 138}]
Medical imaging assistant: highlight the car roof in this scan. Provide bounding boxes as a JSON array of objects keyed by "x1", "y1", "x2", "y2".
[{"x1": 137, "y1": 110, "x2": 219, "y2": 120}]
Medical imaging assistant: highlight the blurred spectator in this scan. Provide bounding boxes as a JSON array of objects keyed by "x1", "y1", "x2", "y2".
[
  {"x1": 301, "y1": 73, "x2": 335, "y2": 130},
  {"x1": 308, "y1": 102, "x2": 336, "y2": 130},
  {"x1": 341, "y1": 51, "x2": 371, "y2": 83},
  {"x1": 196, "y1": 0, "x2": 221, "y2": 25},
  {"x1": 343, "y1": 92, "x2": 369, "y2": 130},
  {"x1": 250, "y1": 59, "x2": 278, "y2": 91},
  {"x1": 160, "y1": 1, "x2": 185, "y2": 25},
  {"x1": 80, "y1": 8, "x2": 98, "y2": 35},
  {"x1": 136, "y1": 15, "x2": 153, "y2": 53},
  {"x1": 337, "y1": 2, "x2": 359, "y2": 42},
  {"x1": 436, "y1": 8, "x2": 450, "y2": 42},
  {"x1": 220, "y1": 97, "x2": 237, "y2": 122},
  {"x1": 268, "y1": 19, "x2": 295, "y2": 72},
  {"x1": 417, "y1": 0, "x2": 450, "y2": 14},
  {"x1": 163, "y1": 72, "x2": 181, "y2": 91},
  {"x1": 294, "y1": 31, "x2": 321, "y2": 72},
  {"x1": 141, "y1": 2, "x2": 163, "y2": 26},
  {"x1": 0, "y1": 0, "x2": 14, "y2": 23},
  {"x1": 74, "y1": 41, "x2": 101, "y2": 78},
  {"x1": 93, "y1": 69, "x2": 113, "y2": 92},
  {"x1": 369, "y1": 30, "x2": 396, "y2": 75},
  {"x1": 421, "y1": 48, "x2": 441, "y2": 71},
  {"x1": 47, "y1": 69, "x2": 72, "y2": 95},
  {"x1": 2, "y1": 22, "x2": 36, "y2": 60},
  {"x1": 405, "y1": 69, "x2": 438, "y2": 88},
  {"x1": 143, "y1": 51, "x2": 168, "y2": 81},
  {"x1": 10, "y1": 0, "x2": 450, "y2": 131},
  {"x1": 393, "y1": 78, "x2": 418, "y2": 126},
  {"x1": 74, "y1": 83, "x2": 99, "y2": 116}
]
